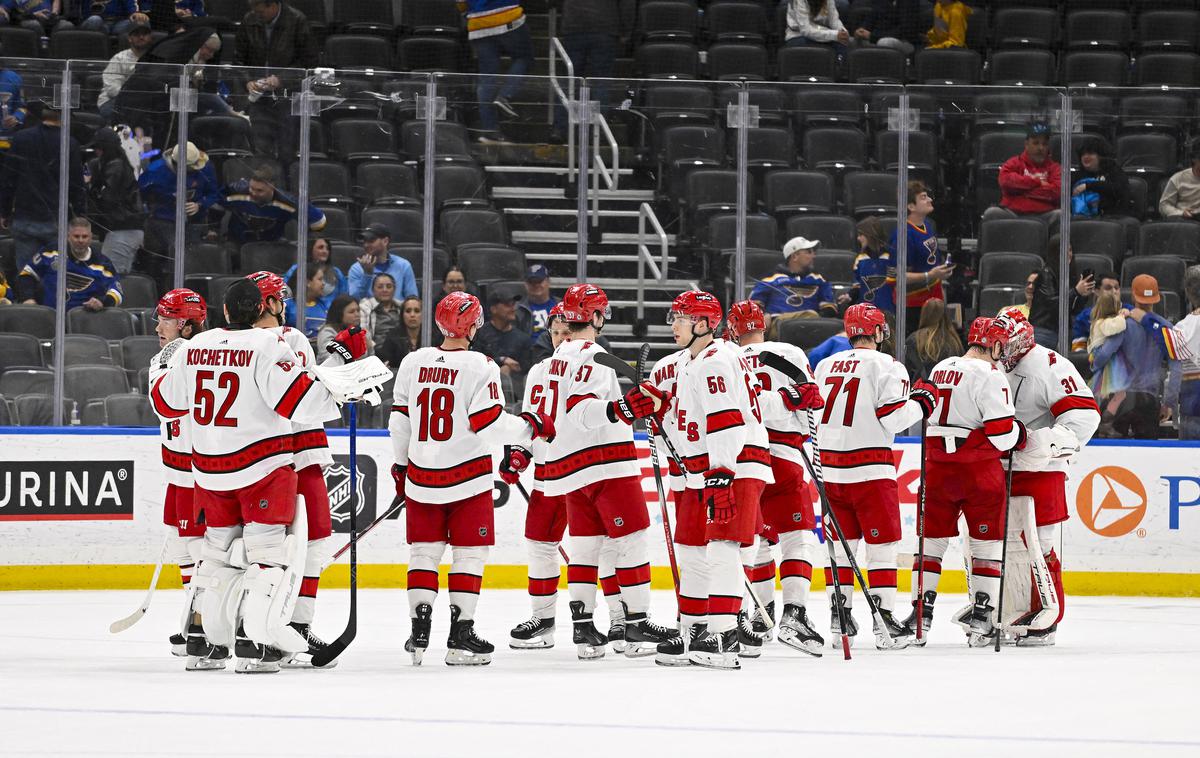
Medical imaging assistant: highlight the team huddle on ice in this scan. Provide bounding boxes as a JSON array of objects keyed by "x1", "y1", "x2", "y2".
[{"x1": 141, "y1": 271, "x2": 1100, "y2": 673}]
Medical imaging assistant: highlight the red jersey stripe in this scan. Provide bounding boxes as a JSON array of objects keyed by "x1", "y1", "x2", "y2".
[
  {"x1": 193, "y1": 435, "x2": 292, "y2": 474},
  {"x1": 150, "y1": 375, "x2": 187, "y2": 419},
  {"x1": 541, "y1": 442, "x2": 638, "y2": 481},
  {"x1": 161, "y1": 447, "x2": 191, "y2": 472},
  {"x1": 468, "y1": 404, "x2": 503, "y2": 433},
  {"x1": 706, "y1": 408, "x2": 744, "y2": 434},
  {"x1": 875, "y1": 400, "x2": 906, "y2": 419},
  {"x1": 408, "y1": 455, "x2": 492, "y2": 488},
  {"x1": 820, "y1": 447, "x2": 895, "y2": 468},
  {"x1": 1051, "y1": 395, "x2": 1100, "y2": 417},
  {"x1": 983, "y1": 416, "x2": 1014, "y2": 436},
  {"x1": 275, "y1": 373, "x2": 315, "y2": 418},
  {"x1": 565, "y1": 393, "x2": 597, "y2": 412}
]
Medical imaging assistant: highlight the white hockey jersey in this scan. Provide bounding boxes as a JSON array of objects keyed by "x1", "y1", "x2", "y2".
[
  {"x1": 926, "y1": 355, "x2": 1021, "y2": 462},
  {"x1": 149, "y1": 338, "x2": 192, "y2": 488},
  {"x1": 150, "y1": 326, "x2": 341, "y2": 491},
  {"x1": 742, "y1": 341, "x2": 814, "y2": 467},
  {"x1": 390, "y1": 347, "x2": 535, "y2": 504},
  {"x1": 813, "y1": 348, "x2": 922, "y2": 484},
  {"x1": 648, "y1": 348, "x2": 691, "y2": 492},
  {"x1": 1004, "y1": 344, "x2": 1100, "y2": 473},
  {"x1": 275, "y1": 325, "x2": 333, "y2": 471},
  {"x1": 541, "y1": 338, "x2": 641, "y2": 497},
  {"x1": 673, "y1": 339, "x2": 773, "y2": 488},
  {"x1": 521, "y1": 357, "x2": 552, "y2": 492}
]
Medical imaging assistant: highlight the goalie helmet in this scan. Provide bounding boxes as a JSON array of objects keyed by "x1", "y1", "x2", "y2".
[
  {"x1": 559, "y1": 283, "x2": 612, "y2": 324},
  {"x1": 726, "y1": 299, "x2": 765, "y2": 339},
  {"x1": 992, "y1": 311, "x2": 1037, "y2": 371},
  {"x1": 246, "y1": 270, "x2": 292, "y2": 302},
  {"x1": 436, "y1": 291, "x2": 484, "y2": 339},
  {"x1": 668, "y1": 290, "x2": 723, "y2": 330},
  {"x1": 156, "y1": 288, "x2": 207, "y2": 324},
  {"x1": 844, "y1": 302, "x2": 888, "y2": 341}
]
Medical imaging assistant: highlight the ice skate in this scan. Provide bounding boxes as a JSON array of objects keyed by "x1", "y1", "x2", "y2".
[
  {"x1": 623, "y1": 611, "x2": 677, "y2": 658},
  {"x1": 736, "y1": 610, "x2": 765, "y2": 658},
  {"x1": 169, "y1": 632, "x2": 187, "y2": 657},
  {"x1": 405, "y1": 602, "x2": 433, "y2": 666},
  {"x1": 569, "y1": 601, "x2": 607, "y2": 660},
  {"x1": 281, "y1": 623, "x2": 339, "y2": 669},
  {"x1": 829, "y1": 593, "x2": 858, "y2": 650},
  {"x1": 751, "y1": 600, "x2": 775, "y2": 640},
  {"x1": 607, "y1": 616, "x2": 627, "y2": 654},
  {"x1": 903, "y1": 590, "x2": 936, "y2": 646},
  {"x1": 655, "y1": 624, "x2": 705, "y2": 667},
  {"x1": 446, "y1": 604, "x2": 493, "y2": 666},
  {"x1": 234, "y1": 624, "x2": 283, "y2": 674},
  {"x1": 183, "y1": 621, "x2": 228, "y2": 671},
  {"x1": 1015, "y1": 623, "x2": 1057, "y2": 647},
  {"x1": 509, "y1": 616, "x2": 556, "y2": 650},
  {"x1": 870, "y1": 595, "x2": 913, "y2": 650},
  {"x1": 777, "y1": 604, "x2": 823, "y2": 657},
  {"x1": 688, "y1": 628, "x2": 742, "y2": 670},
  {"x1": 963, "y1": 592, "x2": 998, "y2": 648}
]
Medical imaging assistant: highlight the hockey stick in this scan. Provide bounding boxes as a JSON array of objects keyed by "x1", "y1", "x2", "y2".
[
  {"x1": 330, "y1": 497, "x2": 406, "y2": 562},
  {"x1": 513, "y1": 479, "x2": 571, "y2": 564},
  {"x1": 993, "y1": 380, "x2": 1024, "y2": 653},
  {"x1": 109, "y1": 537, "x2": 169, "y2": 633},
  {"x1": 311, "y1": 402, "x2": 359, "y2": 667},
  {"x1": 635, "y1": 342, "x2": 681, "y2": 599},
  {"x1": 916, "y1": 419, "x2": 928, "y2": 644},
  {"x1": 802, "y1": 409, "x2": 852, "y2": 660}
]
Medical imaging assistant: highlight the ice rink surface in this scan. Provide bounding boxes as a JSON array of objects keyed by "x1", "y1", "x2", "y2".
[{"x1": 1, "y1": 589, "x2": 1197, "y2": 758}]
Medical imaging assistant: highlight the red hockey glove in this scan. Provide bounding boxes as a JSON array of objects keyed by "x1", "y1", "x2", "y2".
[
  {"x1": 1014, "y1": 419, "x2": 1028, "y2": 451},
  {"x1": 499, "y1": 445, "x2": 532, "y2": 485},
  {"x1": 606, "y1": 382, "x2": 659, "y2": 424},
  {"x1": 520, "y1": 411, "x2": 556, "y2": 442},
  {"x1": 779, "y1": 382, "x2": 825, "y2": 411},
  {"x1": 909, "y1": 379, "x2": 937, "y2": 419},
  {"x1": 702, "y1": 467, "x2": 736, "y2": 525},
  {"x1": 391, "y1": 463, "x2": 407, "y2": 501},
  {"x1": 327, "y1": 326, "x2": 368, "y2": 362}
]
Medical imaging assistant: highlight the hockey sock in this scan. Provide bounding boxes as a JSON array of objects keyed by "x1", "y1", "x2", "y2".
[
  {"x1": 707, "y1": 540, "x2": 743, "y2": 634},
  {"x1": 677, "y1": 544, "x2": 710, "y2": 628},
  {"x1": 292, "y1": 538, "x2": 326, "y2": 625},
  {"x1": 779, "y1": 530, "x2": 815, "y2": 608},
  {"x1": 407, "y1": 541, "x2": 445, "y2": 617},
  {"x1": 865, "y1": 540, "x2": 900, "y2": 612},
  {"x1": 611, "y1": 530, "x2": 652, "y2": 616},
  {"x1": 166, "y1": 534, "x2": 203, "y2": 588},
  {"x1": 1037, "y1": 525, "x2": 1065, "y2": 626},
  {"x1": 567, "y1": 535, "x2": 603, "y2": 614},
  {"x1": 968, "y1": 537, "x2": 1003, "y2": 619},
  {"x1": 526, "y1": 540, "x2": 561, "y2": 620},
  {"x1": 598, "y1": 537, "x2": 622, "y2": 621},
  {"x1": 448, "y1": 545, "x2": 487, "y2": 621},
  {"x1": 742, "y1": 541, "x2": 775, "y2": 613},
  {"x1": 911, "y1": 537, "x2": 949, "y2": 600},
  {"x1": 824, "y1": 537, "x2": 858, "y2": 608}
]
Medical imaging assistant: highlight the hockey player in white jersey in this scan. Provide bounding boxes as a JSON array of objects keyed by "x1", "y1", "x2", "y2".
[
  {"x1": 540, "y1": 283, "x2": 677, "y2": 659},
  {"x1": 390, "y1": 291, "x2": 555, "y2": 666},
  {"x1": 150, "y1": 278, "x2": 350, "y2": 673},
  {"x1": 813, "y1": 303, "x2": 930, "y2": 649},
  {"x1": 994, "y1": 308, "x2": 1100, "y2": 646},
  {"x1": 909, "y1": 316, "x2": 1027, "y2": 647},
  {"x1": 148, "y1": 288, "x2": 217, "y2": 669},
  {"x1": 726, "y1": 299, "x2": 828, "y2": 655}
]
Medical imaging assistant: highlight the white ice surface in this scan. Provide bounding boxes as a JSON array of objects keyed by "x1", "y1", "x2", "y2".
[{"x1": 1, "y1": 589, "x2": 1197, "y2": 758}]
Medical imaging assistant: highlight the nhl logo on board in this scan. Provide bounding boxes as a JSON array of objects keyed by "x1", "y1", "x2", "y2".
[{"x1": 327, "y1": 462, "x2": 366, "y2": 524}]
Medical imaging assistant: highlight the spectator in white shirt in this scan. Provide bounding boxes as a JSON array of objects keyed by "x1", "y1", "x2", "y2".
[{"x1": 98, "y1": 22, "x2": 154, "y2": 124}]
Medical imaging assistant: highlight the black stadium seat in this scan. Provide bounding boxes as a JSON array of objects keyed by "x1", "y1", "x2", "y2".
[
  {"x1": 777, "y1": 46, "x2": 837, "y2": 83},
  {"x1": 60, "y1": 334, "x2": 112, "y2": 367},
  {"x1": 67, "y1": 308, "x2": 137, "y2": 341},
  {"x1": 843, "y1": 172, "x2": 900, "y2": 219},
  {"x1": 993, "y1": 7, "x2": 1058, "y2": 48},
  {"x1": 0, "y1": 333, "x2": 43, "y2": 374},
  {"x1": 1071, "y1": 220, "x2": 1128, "y2": 268},
  {"x1": 914, "y1": 48, "x2": 982, "y2": 85},
  {"x1": 979, "y1": 219, "x2": 1049, "y2": 257},
  {"x1": 636, "y1": 42, "x2": 701, "y2": 79},
  {"x1": 845, "y1": 47, "x2": 905, "y2": 84},
  {"x1": 979, "y1": 252, "x2": 1045, "y2": 288},
  {"x1": 1136, "y1": 53, "x2": 1200, "y2": 88},
  {"x1": 440, "y1": 207, "x2": 508, "y2": 255},
  {"x1": 333, "y1": 0, "x2": 395, "y2": 34},
  {"x1": 638, "y1": 1, "x2": 699, "y2": 43},
  {"x1": 1137, "y1": 10, "x2": 1200, "y2": 52},
  {"x1": 989, "y1": 50, "x2": 1056, "y2": 86},
  {"x1": 0, "y1": 305, "x2": 56, "y2": 340},
  {"x1": 1122, "y1": 256, "x2": 1188, "y2": 292},
  {"x1": 705, "y1": 1, "x2": 768, "y2": 44},
  {"x1": 707, "y1": 43, "x2": 769, "y2": 81},
  {"x1": 779, "y1": 318, "x2": 844, "y2": 352},
  {"x1": 397, "y1": 36, "x2": 461, "y2": 73},
  {"x1": 709, "y1": 213, "x2": 778, "y2": 252},
  {"x1": 802, "y1": 127, "x2": 866, "y2": 173},
  {"x1": 13, "y1": 394, "x2": 74, "y2": 426},
  {"x1": 64, "y1": 365, "x2": 130, "y2": 407},
  {"x1": 785, "y1": 215, "x2": 857, "y2": 253},
  {"x1": 323, "y1": 34, "x2": 393, "y2": 70},
  {"x1": 1063, "y1": 52, "x2": 1129, "y2": 88},
  {"x1": 1136, "y1": 222, "x2": 1200, "y2": 261},
  {"x1": 458, "y1": 246, "x2": 526, "y2": 284},
  {"x1": 1064, "y1": 10, "x2": 1132, "y2": 51},
  {"x1": 763, "y1": 170, "x2": 834, "y2": 219},
  {"x1": 104, "y1": 393, "x2": 157, "y2": 427}
]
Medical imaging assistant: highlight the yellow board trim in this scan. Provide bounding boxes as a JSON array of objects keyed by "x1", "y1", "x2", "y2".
[{"x1": 1, "y1": 565, "x2": 1198, "y2": 597}]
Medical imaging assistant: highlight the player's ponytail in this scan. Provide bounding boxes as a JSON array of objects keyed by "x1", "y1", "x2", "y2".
[{"x1": 224, "y1": 278, "x2": 266, "y2": 328}]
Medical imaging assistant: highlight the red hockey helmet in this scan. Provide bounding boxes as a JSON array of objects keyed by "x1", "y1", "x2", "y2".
[
  {"x1": 436, "y1": 291, "x2": 484, "y2": 338},
  {"x1": 548, "y1": 302, "x2": 565, "y2": 322},
  {"x1": 844, "y1": 302, "x2": 888, "y2": 341},
  {"x1": 966, "y1": 317, "x2": 996, "y2": 349},
  {"x1": 991, "y1": 312, "x2": 1036, "y2": 371},
  {"x1": 726, "y1": 299, "x2": 765, "y2": 339},
  {"x1": 156, "y1": 288, "x2": 207, "y2": 323},
  {"x1": 559, "y1": 283, "x2": 612, "y2": 324},
  {"x1": 246, "y1": 270, "x2": 292, "y2": 302},
  {"x1": 668, "y1": 290, "x2": 723, "y2": 331}
]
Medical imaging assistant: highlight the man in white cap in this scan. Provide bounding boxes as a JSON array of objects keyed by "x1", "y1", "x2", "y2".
[
  {"x1": 750, "y1": 236, "x2": 837, "y2": 338},
  {"x1": 138, "y1": 140, "x2": 221, "y2": 284}
]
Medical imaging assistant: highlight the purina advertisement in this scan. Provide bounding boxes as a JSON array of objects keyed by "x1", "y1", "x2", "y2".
[{"x1": 0, "y1": 430, "x2": 1198, "y2": 593}]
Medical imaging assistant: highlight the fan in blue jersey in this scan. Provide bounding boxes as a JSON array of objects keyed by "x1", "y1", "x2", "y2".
[
  {"x1": 16, "y1": 218, "x2": 123, "y2": 310},
  {"x1": 220, "y1": 165, "x2": 327, "y2": 245},
  {"x1": 749, "y1": 236, "x2": 837, "y2": 317},
  {"x1": 850, "y1": 215, "x2": 897, "y2": 313}
]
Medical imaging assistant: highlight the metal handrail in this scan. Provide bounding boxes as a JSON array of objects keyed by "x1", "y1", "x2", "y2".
[
  {"x1": 590, "y1": 111, "x2": 619, "y2": 225},
  {"x1": 548, "y1": 36, "x2": 575, "y2": 175},
  {"x1": 636, "y1": 202, "x2": 669, "y2": 320}
]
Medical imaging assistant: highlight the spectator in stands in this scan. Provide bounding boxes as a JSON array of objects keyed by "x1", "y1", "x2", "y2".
[
  {"x1": 1158, "y1": 141, "x2": 1200, "y2": 220},
  {"x1": 807, "y1": 328, "x2": 852, "y2": 370},
  {"x1": 170, "y1": 0, "x2": 232, "y2": 30},
  {"x1": 317, "y1": 294, "x2": 369, "y2": 356},
  {"x1": 234, "y1": 0, "x2": 318, "y2": 162},
  {"x1": 516, "y1": 264, "x2": 557, "y2": 344},
  {"x1": 138, "y1": 141, "x2": 219, "y2": 282},
  {"x1": 786, "y1": 0, "x2": 851, "y2": 57},
  {"x1": 474, "y1": 289, "x2": 532, "y2": 379},
  {"x1": 4, "y1": 1, "x2": 75, "y2": 34},
  {"x1": 286, "y1": 262, "x2": 330, "y2": 340},
  {"x1": 924, "y1": 0, "x2": 971, "y2": 49},
  {"x1": 434, "y1": 265, "x2": 469, "y2": 310},
  {"x1": 853, "y1": 0, "x2": 923, "y2": 57},
  {"x1": 1089, "y1": 275, "x2": 1170, "y2": 438},
  {"x1": 0, "y1": 270, "x2": 10, "y2": 304},
  {"x1": 751, "y1": 236, "x2": 837, "y2": 336},
  {"x1": 0, "y1": 101, "x2": 86, "y2": 271},
  {"x1": 283, "y1": 236, "x2": 346, "y2": 309},
  {"x1": 1071, "y1": 138, "x2": 1130, "y2": 219},
  {"x1": 903, "y1": 297, "x2": 962, "y2": 382},
  {"x1": 845, "y1": 215, "x2": 895, "y2": 311},
  {"x1": 464, "y1": 0, "x2": 534, "y2": 144},
  {"x1": 78, "y1": 0, "x2": 148, "y2": 34},
  {"x1": 1070, "y1": 271, "x2": 1121, "y2": 352},
  {"x1": 16, "y1": 217, "x2": 122, "y2": 310},
  {"x1": 1165, "y1": 266, "x2": 1200, "y2": 440},
  {"x1": 348, "y1": 223, "x2": 418, "y2": 301},
  {"x1": 359, "y1": 272, "x2": 402, "y2": 350},
  {"x1": 549, "y1": 0, "x2": 619, "y2": 143},
  {"x1": 0, "y1": 62, "x2": 29, "y2": 154},
  {"x1": 892, "y1": 180, "x2": 953, "y2": 333},
  {"x1": 87, "y1": 126, "x2": 143, "y2": 275},
  {"x1": 983, "y1": 122, "x2": 1061, "y2": 223},
  {"x1": 220, "y1": 164, "x2": 326, "y2": 245},
  {"x1": 378, "y1": 295, "x2": 428, "y2": 369},
  {"x1": 1015, "y1": 270, "x2": 1037, "y2": 318},
  {"x1": 1029, "y1": 241, "x2": 1096, "y2": 349},
  {"x1": 96, "y1": 20, "x2": 153, "y2": 123}
]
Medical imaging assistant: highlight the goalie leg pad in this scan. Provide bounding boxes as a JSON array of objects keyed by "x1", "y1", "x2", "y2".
[
  {"x1": 242, "y1": 522, "x2": 308, "y2": 653},
  {"x1": 1035, "y1": 525, "x2": 1065, "y2": 625},
  {"x1": 196, "y1": 527, "x2": 247, "y2": 648}
]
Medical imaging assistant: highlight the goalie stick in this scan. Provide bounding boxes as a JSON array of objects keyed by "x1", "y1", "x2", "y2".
[
  {"x1": 311, "y1": 402, "x2": 360, "y2": 668},
  {"x1": 994, "y1": 379, "x2": 1024, "y2": 653},
  {"x1": 109, "y1": 537, "x2": 169, "y2": 634},
  {"x1": 916, "y1": 419, "x2": 928, "y2": 644}
]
